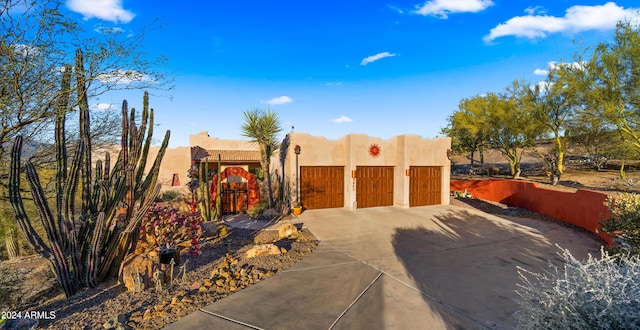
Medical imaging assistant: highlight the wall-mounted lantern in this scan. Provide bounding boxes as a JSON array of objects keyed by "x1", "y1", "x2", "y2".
[
  {"x1": 446, "y1": 149, "x2": 453, "y2": 160},
  {"x1": 351, "y1": 170, "x2": 357, "y2": 178},
  {"x1": 405, "y1": 169, "x2": 410, "y2": 176},
  {"x1": 295, "y1": 145, "x2": 301, "y2": 203}
]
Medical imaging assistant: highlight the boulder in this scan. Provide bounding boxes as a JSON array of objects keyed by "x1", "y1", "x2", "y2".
[
  {"x1": 201, "y1": 221, "x2": 218, "y2": 237},
  {"x1": 119, "y1": 253, "x2": 156, "y2": 293},
  {"x1": 278, "y1": 223, "x2": 299, "y2": 240},
  {"x1": 245, "y1": 244, "x2": 281, "y2": 259}
]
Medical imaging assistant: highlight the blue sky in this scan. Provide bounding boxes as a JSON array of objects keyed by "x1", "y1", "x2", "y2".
[{"x1": 63, "y1": 0, "x2": 640, "y2": 148}]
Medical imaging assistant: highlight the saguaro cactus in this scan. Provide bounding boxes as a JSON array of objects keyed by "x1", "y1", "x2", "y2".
[
  {"x1": 8, "y1": 49, "x2": 170, "y2": 297},
  {"x1": 5, "y1": 229, "x2": 19, "y2": 260}
]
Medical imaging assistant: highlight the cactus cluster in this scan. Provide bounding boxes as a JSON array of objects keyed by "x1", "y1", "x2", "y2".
[
  {"x1": 191, "y1": 154, "x2": 221, "y2": 222},
  {"x1": 8, "y1": 49, "x2": 170, "y2": 297},
  {"x1": 197, "y1": 159, "x2": 214, "y2": 222}
]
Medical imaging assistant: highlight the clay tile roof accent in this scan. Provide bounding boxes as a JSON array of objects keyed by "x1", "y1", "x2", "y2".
[{"x1": 203, "y1": 150, "x2": 261, "y2": 162}]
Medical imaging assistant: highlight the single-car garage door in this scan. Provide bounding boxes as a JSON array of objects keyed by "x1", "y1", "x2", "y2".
[
  {"x1": 409, "y1": 166, "x2": 442, "y2": 206},
  {"x1": 356, "y1": 166, "x2": 394, "y2": 208},
  {"x1": 300, "y1": 166, "x2": 344, "y2": 209}
]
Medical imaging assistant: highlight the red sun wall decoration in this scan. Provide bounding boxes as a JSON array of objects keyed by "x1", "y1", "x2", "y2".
[{"x1": 368, "y1": 144, "x2": 381, "y2": 158}]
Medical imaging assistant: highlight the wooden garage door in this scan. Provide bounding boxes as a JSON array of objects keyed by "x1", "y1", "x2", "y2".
[
  {"x1": 356, "y1": 166, "x2": 394, "y2": 208},
  {"x1": 301, "y1": 166, "x2": 344, "y2": 209},
  {"x1": 409, "y1": 166, "x2": 442, "y2": 206}
]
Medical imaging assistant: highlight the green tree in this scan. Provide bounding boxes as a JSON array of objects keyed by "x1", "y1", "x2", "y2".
[
  {"x1": 241, "y1": 109, "x2": 282, "y2": 208},
  {"x1": 485, "y1": 81, "x2": 543, "y2": 178},
  {"x1": 530, "y1": 65, "x2": 580, "y2": 184},
  {"x1": 442, "y1": 95, "x2": 491, "y2": 169},
  {"x1": 567, "y1": 20, "x2": 640, "y2": 180},
  {"x1": 565, "y1": 105, "x2": 617, "y2": 171},
  {"x1": 579, "y1": 21, "x2": 640, "y2": 147}
]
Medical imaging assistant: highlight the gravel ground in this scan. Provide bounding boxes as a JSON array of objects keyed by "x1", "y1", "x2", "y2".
[{"x1": 2, "y1": 226, "x2": 318, "y2": 330}]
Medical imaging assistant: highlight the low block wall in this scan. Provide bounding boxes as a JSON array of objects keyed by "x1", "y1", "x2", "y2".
[{"x1": 451, "y1": 179, "x2": 613, "y2": 245}]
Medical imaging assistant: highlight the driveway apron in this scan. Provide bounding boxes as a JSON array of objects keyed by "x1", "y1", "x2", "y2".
[{"x1": 165, "y1": 205, "x2": 602, "y2": 330}]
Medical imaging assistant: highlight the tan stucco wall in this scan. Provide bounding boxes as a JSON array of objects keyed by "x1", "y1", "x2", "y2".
[
  {"x1": 189, "y1": 131, "x2": 257, "y2": 150},
  {"x1": 284, "y1": 132, "x2": 451, "y2": 208},
  {"x1": 149, "y1": 131, "x2": 450, "y2": 206},
  {"x1": 147, "y1": 146, "x2": 191, "y2": 193}
]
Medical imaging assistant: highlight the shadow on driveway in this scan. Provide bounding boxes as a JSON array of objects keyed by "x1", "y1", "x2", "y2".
[{"x1": 391, "y1": 207, "x2": 602, "y2": 329}]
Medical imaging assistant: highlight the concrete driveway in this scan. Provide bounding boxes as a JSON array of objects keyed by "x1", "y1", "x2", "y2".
[{"x1": 166, "y1": 205, "x2": 602, "y2": 330}]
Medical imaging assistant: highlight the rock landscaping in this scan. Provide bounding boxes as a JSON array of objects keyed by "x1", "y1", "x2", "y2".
[{"x1": 1, "y1": 223, "x2": 318, "y2": 330}]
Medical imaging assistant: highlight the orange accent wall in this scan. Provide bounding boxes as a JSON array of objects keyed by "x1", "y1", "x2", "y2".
[
  {"x1": 211, "y1": 167, "x2": 260, "y2": 211},
  {"x1": 451, "y1": 179, "x2": 613, "y2": 245}
]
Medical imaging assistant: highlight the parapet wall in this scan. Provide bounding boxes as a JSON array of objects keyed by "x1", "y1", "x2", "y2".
[{"x1": 450, "y1": 179, "x2": 613, "y2": 245}]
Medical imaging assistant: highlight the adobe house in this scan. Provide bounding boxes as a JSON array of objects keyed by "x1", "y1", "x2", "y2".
[
  {"x1": 149, "y1": 131, "x2": 451, "y2": 211},
  {"x1": 283, "y1": 132, "x2": 451, "y2": 209}
]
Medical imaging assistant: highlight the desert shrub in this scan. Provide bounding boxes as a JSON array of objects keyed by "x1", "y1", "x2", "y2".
[
  {"x1": 247, "y1": 201, "x2": 267, "y2": 218},
  {"x1": 139, "y1": 203, "x2": 202, "y2": 253},
  {"x1": 155, "y1": 190, "x2": 182, "y2": 202},
  {"x1": 601, "y1": 193, "x2": 640, "y2": 256},
  {"x1": 515, "y1": 246, "x2": 640, "y2": 329}
]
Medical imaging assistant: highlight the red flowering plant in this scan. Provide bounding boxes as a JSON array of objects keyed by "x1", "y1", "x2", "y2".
[{"x1": 137, "y1": 203, "x2": 202, "y2": 256}]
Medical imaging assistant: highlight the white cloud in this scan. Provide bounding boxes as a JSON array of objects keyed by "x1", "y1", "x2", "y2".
[
  {"x1": 91, "y1": 103, "x2": 115, "y2": 111},
  {"x1": 97, "y1": 70, "x2": 152, "y2": 85},
  {"x1": 360, "y1": 52, "x2": 397, "y2": 66},
  {"x1": 534, "y1": 61, "x2": 585, "y2": 76},
  {"x1": 413, "y1": 0, "x2": 494, "y2": 18},
  {"x1": 67, "y1": 0, "x2": 135, "y2": 23},
  {"x1": 524, "y1": 6, "x2": 546, "y2": 16},
  {"x1": 262, "y1": 96, "x2": 293, "y2": 105},
  {"x1": 325, "y1": 82, "x2": 343, "y2": 86},
  {"x1": 484, "y1": 2, "x2": 638, "y2": 42},
  {"x1": 533, "y1": 68, "x2": 548, "y2": 76},
  {"x1": 331, "y1": 116, "x2": 353, "y2": 124},
  {"x1": 94, "y1": 26, "x2": 125, "y2": 34}
]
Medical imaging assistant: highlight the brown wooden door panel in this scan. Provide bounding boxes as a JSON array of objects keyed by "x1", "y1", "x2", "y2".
[
  {"x1": 356, "y1": 166, "x2": 394, "y2": 208},
  {"x1": 301, "y1": 166, "x2": 344, "y2": 209},
  {"x1": 409, "y1": 166, "x2": 441, "y2": 206}
]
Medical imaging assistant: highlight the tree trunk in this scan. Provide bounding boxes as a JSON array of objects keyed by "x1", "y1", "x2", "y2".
[{"x1": 509, "y1": 158, "x2": 521, "y2": 179}]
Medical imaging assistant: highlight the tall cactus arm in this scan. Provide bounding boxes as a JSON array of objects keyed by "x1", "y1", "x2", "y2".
[
  {"x1": 134, "y1": 99, "x2": 152, "y2": 187},
  {"x1": 63, "y1": 140, "x2": 85, "y2": 229},
  {"x1": 128, "y1": 107, "x2": 136, "y2": 156},
  {"x1": 86, "y1": 212, "x2": 105, "y2": 288},
  {"x1": 91, "y1": 159, "x2": 103, "y2": 211},
  {"x1": 50, "y1": 241, "x2": 77, "y2": 297},
  {"x1": 55, "y1": 65, "x2": 71, "y2": 235},
  {"x1": 68, "y1": 229, "x2": 85, "y2": 288},
  {"x1": 10, "y1": 137, "x2": 77, "y2": 297},
  {"x1": 25, "y1": 161, "x2": 63, "y2": 248},
  {"x1": 119, "y1": 100, "x2": 129, "y2": 178},
  {"x1": 75, "y1": 49, "x2": 92, "y2": 216},
  {"x1": 103, "y1": 152, "x2": 111, "y2": 181},
  {"x1": 9, "y1": 136, "x2": 52, "y2": 259},
  {"x1": 137, "y1": 130, "x2": 170, "y2": 204}
]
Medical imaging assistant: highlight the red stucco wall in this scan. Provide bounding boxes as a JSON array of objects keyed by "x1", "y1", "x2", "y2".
[{"x1": 451, "y1": 179, "x2": 613, "y2": 245}]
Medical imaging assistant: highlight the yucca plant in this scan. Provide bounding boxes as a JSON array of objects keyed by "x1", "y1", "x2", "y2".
[{"x1": 8, "y1": 49, "x2": 170, "y2": 297}]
